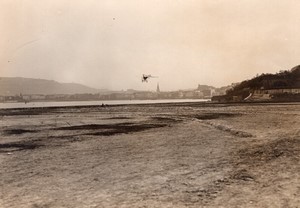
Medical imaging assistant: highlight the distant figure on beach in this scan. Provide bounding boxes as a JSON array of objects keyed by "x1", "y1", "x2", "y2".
[
  {"x1": 101, "y1": 103, "x2": 109, "y2": 107},
  {"x1": 141, "y1": 74, "x2": 158, "y2": 83}
]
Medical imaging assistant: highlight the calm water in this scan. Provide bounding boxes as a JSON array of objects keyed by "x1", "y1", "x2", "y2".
[{"x1": 0, "y1": 99, "x2": 210, "y2": 109}]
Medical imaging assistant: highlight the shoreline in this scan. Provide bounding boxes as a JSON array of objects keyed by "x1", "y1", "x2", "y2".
[
  {"x1": 0, "y1": 100, "x2": 299, "y2": 112},
  {"x1": 0, "y1": 99, "x2": 210, "y2": 110}
]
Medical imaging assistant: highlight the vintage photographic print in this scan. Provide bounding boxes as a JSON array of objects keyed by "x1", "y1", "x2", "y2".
[{"x1": 0, "y1": 0, "x2": 299, "y2": 207}]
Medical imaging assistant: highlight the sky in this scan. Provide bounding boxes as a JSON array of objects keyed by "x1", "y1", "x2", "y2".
[{"x1": 1, "y1": 0, "x2": 300, "y2": 91}]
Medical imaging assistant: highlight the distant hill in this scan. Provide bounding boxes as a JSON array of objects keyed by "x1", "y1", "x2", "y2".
[{"x1": 0, "y1": 77, "x2": 103, "y2": 95}]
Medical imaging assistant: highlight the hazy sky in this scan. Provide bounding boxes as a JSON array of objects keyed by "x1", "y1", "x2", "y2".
[{"x1": 1, "y1": 0, "x2": 300, "y2": 91}]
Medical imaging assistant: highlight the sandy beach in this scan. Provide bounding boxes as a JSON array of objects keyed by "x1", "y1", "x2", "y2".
[{"x1": 0, "y1": 102, "x2": 299, "y2": 208}]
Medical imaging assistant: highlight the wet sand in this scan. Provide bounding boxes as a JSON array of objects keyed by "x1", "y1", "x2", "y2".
[{"x1": 0, "y1": 102, "x2": 299, "y2": 207}]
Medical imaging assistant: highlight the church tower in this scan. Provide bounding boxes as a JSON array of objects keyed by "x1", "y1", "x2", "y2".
[{"x1": 156, "y1": 83, "x2": 160, "y2": 93}]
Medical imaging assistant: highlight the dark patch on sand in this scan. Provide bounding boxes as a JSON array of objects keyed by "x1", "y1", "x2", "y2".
[
  {"x1": 194, "y1": 113, "x2": 240, "y2": 120},
  {"x1": 0, "y1": 141, "x2": 43, "y2": 153},
  {"x1": 55, "y1": 123, "x2": 167, "y2": 136},
  {"x1": 0, "y1": 108, "x2": 56, "y2": 116},
  {"x1": 55, "y1": 123, "x2": 134, "y2": 131},
  {"x1": 88, "y1": 123, "x2": 167, "y2": 136},
  {"x1": 0, "y1": 122, "x2": 170, "y2": 153},
  {"x1": 4, "y1": 129, "x2": 38, "y2": 135},
  {"x1": 107, "y1": 116, "x2": 131, "y2": 120}
]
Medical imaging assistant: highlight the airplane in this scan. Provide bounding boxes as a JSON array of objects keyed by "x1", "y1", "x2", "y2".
[{"x1": 142, "y1": 74, "x2": 158, "y2": 82}]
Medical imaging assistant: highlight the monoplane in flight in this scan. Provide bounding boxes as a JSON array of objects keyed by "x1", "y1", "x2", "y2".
[{"x1": 141, "y1": 74, "x2": 158, "y2": 83}]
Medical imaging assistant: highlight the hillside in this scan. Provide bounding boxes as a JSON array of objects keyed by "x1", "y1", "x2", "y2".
[
  {"x1": 0, "y1": 77, "x2": 102, "y2": 95},
  {"x1": 212, "y1": 65, "x2": 300, "y2": 102}
]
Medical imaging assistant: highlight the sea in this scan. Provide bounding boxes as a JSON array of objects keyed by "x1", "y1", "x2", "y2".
[{"x1": 0, "y1": 99, "x2": 210, "y2": 109}]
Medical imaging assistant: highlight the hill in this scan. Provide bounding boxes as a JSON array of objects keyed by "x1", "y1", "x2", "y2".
[
  {"x1": 0, "y1": 77, "x2": 102, "y2": 95},
  {"x1": 212, "y1": 65, "x2": 300, "y2": 102}
]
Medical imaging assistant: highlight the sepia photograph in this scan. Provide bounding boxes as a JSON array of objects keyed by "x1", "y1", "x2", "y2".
[{"x1": 0, "y1": 0, "x2": 300, "y2": 207}]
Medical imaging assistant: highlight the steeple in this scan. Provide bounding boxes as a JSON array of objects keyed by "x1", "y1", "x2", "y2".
[{"x1": 156, "y1": 83, "x2": 160, "y2": 93}]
